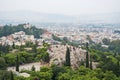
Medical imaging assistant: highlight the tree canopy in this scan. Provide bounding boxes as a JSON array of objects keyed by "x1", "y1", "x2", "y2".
[{"x1": 0, "y1": 24, "x2": 44, "y2": 38}]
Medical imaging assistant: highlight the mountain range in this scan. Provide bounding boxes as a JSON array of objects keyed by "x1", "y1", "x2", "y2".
[{"x1": 0, "y1": 11, "x2": 120, "y2": 24}]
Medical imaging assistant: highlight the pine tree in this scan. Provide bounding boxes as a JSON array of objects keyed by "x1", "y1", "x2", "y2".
[
  {"x1": 86, "y1": 42, "x2": 89, "y2": 68},
  {"x1": 65, "y1": 47, "x2": 71, "y2": 66},
  {"x1": 16, "y1": 55, "x2": 19, "y2": 72}
]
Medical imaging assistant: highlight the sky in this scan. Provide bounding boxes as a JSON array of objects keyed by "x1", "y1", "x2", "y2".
[{"x1": 0, "y1": 0, "x2": 120, "y2": 15}]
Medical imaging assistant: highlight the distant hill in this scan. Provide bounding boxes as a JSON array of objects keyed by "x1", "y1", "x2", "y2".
[
  {"x1": 0, "y1": 11, "x2": 120, "y2": 24},
  {"x1": 76, "y1": 12, "x2": 120, "y2": 24},
  {"x1": 0, "y1": 24, "x2": 45, "y2": 38},
  {"x1": 0, "y1": 11, "x2": 75, "y2": 24}
]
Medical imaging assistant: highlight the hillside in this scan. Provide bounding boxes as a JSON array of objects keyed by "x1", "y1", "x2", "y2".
[{"x1": 0, "y1": 23, "x2": 45, "y2": 38}]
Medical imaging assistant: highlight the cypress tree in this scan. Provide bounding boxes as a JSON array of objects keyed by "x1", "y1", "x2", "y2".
[
  {"x1": 12, "y1": 42, "x2": 15, "y2": 49},
  {"x1": 31, "y1": 65, "x2": 36, "y2": 71},
  {"x1": 86, "y1": 42, "x2": 89, "y2": 68},
  {"x1": 10, "y1": 71, "x2": 14, "y2": 80},
  {"x1": 117, "y1": 60, "x2": 119, "y2": 71},
  {"x1": 45, "y1": 53, "x2": 50, "y2": 63},
  {"x1": 90, "y1": 56, "x2": 92, "y2": 70},
  {"x1": 16, "y1": 55, "x2": 19, "y2": 72},
  {"x1": 65, "y1": 47, "x2": 71, "y2": 66},
  {"x1": 116, "y1": 56, "x2": 120, "y2": 72},
  {"x1": 5, "y1": 44, "x2": 10, "y2": 53}
]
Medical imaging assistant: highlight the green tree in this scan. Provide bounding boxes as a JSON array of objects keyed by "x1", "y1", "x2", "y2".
[
  {"x1": 103, "y1": 71, "x2": 117, "y2": 80},
  {"x1": 4, "y1": 53, "x2": 16, "y2": 66},
  {"x1": 86, "y1": 42, "x2": 89, "y2": 68},
  {"x1": 40, "y1": 66, "x2": 51, "y2": 72},
  {"x1": 63, "y1": 37, "x2": 68, "y2": 43},
  {"x1": 10, "y1": 71, "x2": 14, "y2": 80},
  {"x1": 116, "y1": 56, "x2": 120, "y2": 76},
  {"x1": 78, "y1": 66, "x2": 91, "y2": 75},
  {"x1": 51, "y1": 65, "x2": 66, "y2": 80},
  {"x1": 41, "y1": 52, "x2": 50, "y2": 63},
  {"x1": 32, "y1": 44, "x2": 37, "y2": 53},
  {"x1": 16, "y1": 55, "x2": 19, "y2": 72},
  {"x1": 58, "y1": 73, "x2": 70, "y2": 80},
  {"x1": 4, "y1": 44, "x2": 10, "y2": 53},
  {"x1": 90, "y1": 55, "x2": 93, "y2": 70},
  {"x1": 0, "y1": 57, "x2": 7, "y2": 70},
  {"x1": 102, "y1": 38, "x2": 110, "y2": 45},
  {"x1": 12, "y1": 42, "x2": 15, "y2": 49},
  {"x1": 65, "y1": 47, "x2": 71, "y2": 66},
  {"x1": 25, "y1": 41, "x2": 33, "y2": 47},
  {"x1": 52, "y1": 34, "x2": 62, "y2": 42},
  {"x1": 109, "y1": 40, "x2": 120, "y2": 53},
  {"x1": 0, "y1": 70, "x2": 11, "y2": 80},
  {"x1": 31, "y1": 65, "x2": 36, "y2": 71},
  {"x1": 38, "y1": 72, "x2": 52, "y2": 80}
]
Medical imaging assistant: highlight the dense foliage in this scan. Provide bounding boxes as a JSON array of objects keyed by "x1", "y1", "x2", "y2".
[
  {"x1": 0, "y1": 42, "x2": 50, "y2": 67},
  {"x1": 91, "y1": 39, "x2": 120, "y2": 54},
  {"x1": 90, "y1": 49, "x2": 120, "y2": 76},
  {"x1": 0, "y1": 24, "x2": 44, "y2": 38},
  {"x1": 0, "y1": 57, "x2": 7, "y2": 70},
  {"x1": 0, "y1": 38, "x2": 120, "y2": 80},
  {"x1": 88, "y1": 40, "x2": 120, "y2": 77},
  {"x1": 13, "y1": 66, "x2": 120, "y2": 80},
  {"x1": 0, "y1": 70, "x2": 13, "y2": 80}
]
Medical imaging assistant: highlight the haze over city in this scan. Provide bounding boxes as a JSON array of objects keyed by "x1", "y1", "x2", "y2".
[
  {"x1": 0, "y1": 0, "x2": 120, "y2": 15},
  {"x1": 0, "y1": 0, "x2": 120, "y2": 24}
]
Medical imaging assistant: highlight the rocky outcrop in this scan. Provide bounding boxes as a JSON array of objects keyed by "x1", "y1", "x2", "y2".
[{"x1": 48, "y1": 44, "x2": 86, "y2": 68}]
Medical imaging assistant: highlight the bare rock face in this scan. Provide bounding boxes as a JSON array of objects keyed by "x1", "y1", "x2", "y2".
[{"x1": 48, "y1": 44, "x2": 86, "y2": 68}]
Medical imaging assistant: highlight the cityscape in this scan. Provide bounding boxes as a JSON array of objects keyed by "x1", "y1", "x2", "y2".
[{"x1": 0, "y1": 0, "x2": 120, "y2": 80}]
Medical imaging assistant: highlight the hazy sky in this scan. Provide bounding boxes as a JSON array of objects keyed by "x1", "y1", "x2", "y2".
[{"x1": 0, "y1": 0, "x2": 120, "y2": 15}]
